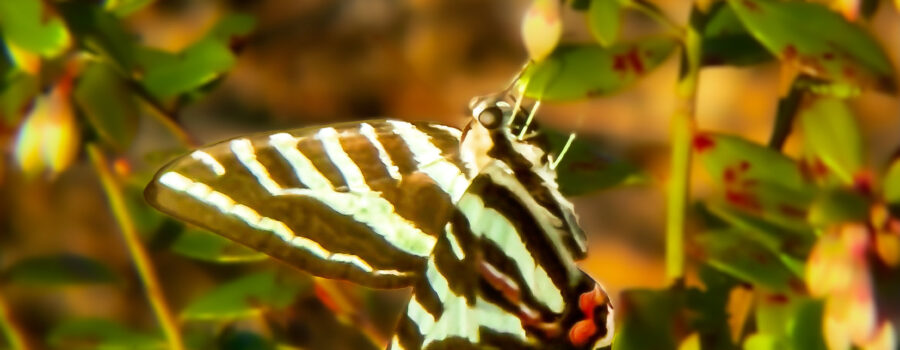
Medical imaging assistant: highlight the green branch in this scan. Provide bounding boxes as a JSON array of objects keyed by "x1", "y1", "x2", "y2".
[
  {"x1": 665, "y1": 9, "x2": 703, "y2": 282},
  {"x1": 87, "y1": 144, "x2": 185, "y2": 350}
]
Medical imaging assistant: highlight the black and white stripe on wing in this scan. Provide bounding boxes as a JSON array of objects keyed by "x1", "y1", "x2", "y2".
[
  {"x1": 393, "y1": 160, "x2": 585, "y2": 349},
  {"x1": 145, "y1": 121, "x2": 470, "y2": 289}
]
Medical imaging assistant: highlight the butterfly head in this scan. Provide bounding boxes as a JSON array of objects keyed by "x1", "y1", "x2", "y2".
[{"x1": 462, "y1": 94, "x2": 549, "y2": 172}]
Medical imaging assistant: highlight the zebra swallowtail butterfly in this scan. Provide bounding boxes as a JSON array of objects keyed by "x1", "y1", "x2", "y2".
[{"x1": 145, "y1": 92, "x2": 615, "y2": 349}]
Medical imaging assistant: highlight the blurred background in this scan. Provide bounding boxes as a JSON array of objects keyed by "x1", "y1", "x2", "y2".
[{"x1": 1, "y1": 0, "x2": 898, "y2": 349}]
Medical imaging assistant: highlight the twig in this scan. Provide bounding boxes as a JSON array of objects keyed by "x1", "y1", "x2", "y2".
[{"x1": 87, "y1": 143, "x2": 185, "y2": 350}]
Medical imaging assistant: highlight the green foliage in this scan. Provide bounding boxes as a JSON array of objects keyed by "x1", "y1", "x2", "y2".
[
  {"x1": 696, "y1": 229, "x2": 796, "y2": 291},
  {"x1": 519, "y1": 38, "x2": 677, "y2": 100},
  {"x1": 48, "y1": 318, "x2": 165, "y2": 350},
  {"x1": 75, "y1": 62, "x2": 140, "y2": 151},
  {"x1": 0, "y1": 0, "x2": 70, "y2": 57},
  {"x1": 700, "y1": 2, "x2": 773, "y2": 66},
  {"x1": 800, "y1": 98, "x2": 863, "y2": 184},
  {"x1": 695, "y1": 133, "x2": 814, "y2": 231},
  {"x1": 181, "y1": 270, "x2": 308, "y2": 321},
  {"x1": 171, "y1": 229, "x2": 268, "y2": 263},
  {"x1": 2, "y1": 254, "x2": 116, "y2": 286},
  {"x1": 546, "y1": 130, "x2": 646, "y2": 196},
  {"x1": 1, "y1": 0, "x2": 897, "y2": 348},
  {"x1": 588, "y1": 0, "x2": 622, "y2": 46},
  {"x1": 728, "y1": 0, "x2": 895, "y2": 91}
]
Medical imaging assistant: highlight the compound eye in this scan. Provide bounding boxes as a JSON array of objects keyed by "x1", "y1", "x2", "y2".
[{"x1": 478, "y1": 106, "x2": 504, "y2": 129}]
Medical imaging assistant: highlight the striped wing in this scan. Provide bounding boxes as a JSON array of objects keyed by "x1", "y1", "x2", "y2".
[
  {"x1": 391, "y1": 161, "x2": 608, "y2": 350},
  {"x1": 144, "y1": 120, "x2": 474, "y2": 288}
]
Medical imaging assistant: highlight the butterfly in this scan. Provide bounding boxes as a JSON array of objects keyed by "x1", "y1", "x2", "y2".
[{"x1": 144, "y1": 90, "x2": 615, "y2": 349}]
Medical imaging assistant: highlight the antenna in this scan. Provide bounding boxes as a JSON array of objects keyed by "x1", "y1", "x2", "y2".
[
  {"x1": 550, "y1": 132, "x2": 576, "y2": 170},
  {"x1": 517, "y1": 100, "x2": 541, "y2": 140}
]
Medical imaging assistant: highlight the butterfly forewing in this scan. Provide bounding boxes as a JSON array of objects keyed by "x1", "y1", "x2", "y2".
[{"x1": 145, "y1": 120, "x2": 471, "y2": 288}]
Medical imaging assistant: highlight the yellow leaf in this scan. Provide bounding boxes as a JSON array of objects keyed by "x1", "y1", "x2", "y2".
[
  {"x1": 521, "y1": 0, "x2": 562, "y2": 62},
  {"x1": 13, "y1": 78, "x2": 79, "y2": 179}
]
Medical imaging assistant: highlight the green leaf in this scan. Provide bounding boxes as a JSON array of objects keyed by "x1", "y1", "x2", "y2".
[
  {"x1": 807, "y1": 189, "x2": 869, "y2": 228},
  {"x1": 588, "y1": 0, "x2": 621, "y2": 46},
  {"x1": 3, "y1": 254, "x2": 116, "y2": 286},
  {"x1": 48, "y1": 318, "x2": 165, "y2": 350},
  {"x1": 519, "y1": 38, "x2": 677, "y2": 100},
  {"x1": 885, "y1": 158, "x2": 900, "y2": 206},
  {"x1": 0, "y1": 0, "x2": 71, "y2": 58},
  {"x1": 58, "y1": 2, "x2": 138, "y2": 72},
  {"x1": 138, "y1": 14, "x2": 254, "y2": 98},
  {"x1": 705, "y1": 204, "x2": 813, "y2": 262},
  {"x1": 546, "y1": 130, "x2": 646, "y2": 196},
  {"x1": 800, "y1": 98, "x2": 863, "y2": 184},
  {"x1": 74, "y1": 62, "x2": 139, "y2": 151},
  {"x1": 696, "y1": 229, "x2": 796, "y2": 290},
  {"x1": 181, "y1": 270, "x2": 307, "y2": 320},
  {"x1": 139, "y1": 40, "x2": 233, "y2": 98},
  {"x1": 700, "y1": 2, "x2": 773, "y2": 66},
  {"x1": 695, "y1": 133, "x2": 815, "y2": 230},
  {"x1": 728, "y1": 0, "x2": 895, "y2": 92},
  {"x1": 171, "y1": 229, "x2": 267, "y2": 263}
]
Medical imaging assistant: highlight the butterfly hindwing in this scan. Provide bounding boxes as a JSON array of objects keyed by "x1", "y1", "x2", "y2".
[
  {"x1": 391, "y1": 160, "x2": 586, "y2": 350},
  {"x1": 145, "y1": 120, "x2": 472, "y2": 288}
]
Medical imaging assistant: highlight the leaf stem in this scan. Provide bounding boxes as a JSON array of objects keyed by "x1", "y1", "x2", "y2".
[
  {"x1": 87, "y1": 144, "x2": 185, "y2": 350},
  {"x1": 665, "y1": 11, "x2": 703, "y2": 282},
  {"x1": 0, "y1": 294, "x2": 29, "y2": 350}
]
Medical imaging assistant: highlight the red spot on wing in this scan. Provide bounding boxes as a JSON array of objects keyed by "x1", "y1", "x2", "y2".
[
  {"x1": 693, "y1": 134, "x2": 716, "y2": 153},
  {"x1": 739, "y1": 161, "x2": 751, "y2": 171},
  {"x1": 823, "y1": 52, "x2": 835, "y2": 60},
  {"x1": 569, "y1": 320, "x2": 596, "y2": 347},
  {"x1": 843, "y1": 65, "x2": 857, "y2": 78}
]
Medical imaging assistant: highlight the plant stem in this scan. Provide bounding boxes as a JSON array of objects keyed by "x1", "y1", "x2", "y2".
[
  {"x1": 0, "y1": 294, "x2": 29, "y2": 350},
  {"x1": 665, "y1": 12, "x2": 703, "y2": 282},
  {"x1": 87, "y1": 144, "x2": 185, "y2": 350}
]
